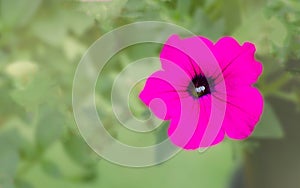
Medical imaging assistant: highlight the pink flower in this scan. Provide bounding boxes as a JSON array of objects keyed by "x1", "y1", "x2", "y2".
[{"x1": 139, "y1": 35, "x2": 263, "y2": 150}]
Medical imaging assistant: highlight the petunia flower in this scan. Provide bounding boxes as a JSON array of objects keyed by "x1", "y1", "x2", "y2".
[{"x1": 139, "y1": 35, "x2": 263, "y2": 150}]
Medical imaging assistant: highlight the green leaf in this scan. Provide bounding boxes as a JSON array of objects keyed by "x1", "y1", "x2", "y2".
[
  {"x1": 0, "y1": 129, "x2": 23, "y2": 152},
  {"x1": 0, "y1": 132, "x2": 20, "y2": 186},
  {"x1": 0, "y1": 174, "x2": 14, "y2": 188},
  {"x1": 11, "y1": 74, "x2": 55, "y2": 110},
  {"x1": 252, "y1": 102, "x2": 284, "y2": 139},
  {"x1": 0, "y1": 128, "x2": 34, "y2": 162},
  {"x1": 63, "y1": 11, "x2": 94, "y2": 36},
  {"x1": 191, "y1": 8, "x2": 225, "y2": 40},
  {"x1": 0, "y1": 149, "x2": 19, "y2": 177},
  {"x1": 62, "y1": 134, "x2": 99, "y2": 168},
  {"x1": 176, "y1": 0, "x2": 191, "y2": 15},
  {"x1": 63, "y1": 37, "x2": 85, "y2": 61},
  {"x1": 41, "y1": 160, "x2": 62, "y2": 178},
  {"x1": 1, "y1": 0, "x2": 42, "y2": 28},
  {"x1": 35, "y1": 106, "x2": 65, "y2": 149},
  {"x1": 233, "y1": 7, "x2": 287, "y2": 55},
  {"x1": 221, "y1": 0, "x2": 241, "y2": 33},
  {"x1": 15, "y1": 179, "x2": 34, "y2": 188},
  {"x1": 31, "y1": 12, "x2": 67, "y2": 47}
]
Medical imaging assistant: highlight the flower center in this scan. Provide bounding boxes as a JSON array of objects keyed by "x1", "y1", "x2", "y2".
[
  {"x1": 195, "y1": 86, "x2": 206, "y2": 93},
  {"x1": 187, "y1": 75, "x2": 212, "y2": 98}
]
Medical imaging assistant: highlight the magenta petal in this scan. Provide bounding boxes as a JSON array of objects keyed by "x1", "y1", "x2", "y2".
[
  {"x1": 139, "y1": 60, "x2": 192, "y2": 120},
  {"x1": 139, "y1": 75, "x2": 181, "y2": 120},
  {"x1": 213, "y1": 37, "x2": 263, "y2": 86},
  {"x1": 222, "y1": 86, "x2": 264, "y2": 139},
  {"x1": 160, "y1": 35, "x2": 200, "y2": 78},
  {"x1": 168, "y1": 95, "x2": 225, "y2": 149},
  {"x1": 167, "y1": 97, "x2": 200, "y2": 149},
  {"x1": 160, "y1": 35, "x2": 218, "y2": 78},
  {"x1": 161, "y1": 35, "x2": 220, "y2": 78}
]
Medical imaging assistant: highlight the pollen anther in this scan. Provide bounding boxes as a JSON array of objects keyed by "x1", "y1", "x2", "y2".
[{"x1": 195, "y1": 86, "x2": 205, "y2": 93}]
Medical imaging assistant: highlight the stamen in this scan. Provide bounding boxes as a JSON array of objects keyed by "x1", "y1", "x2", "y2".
[{"x1": 195, "y1": 86, "x2": 205, "y2": 93}]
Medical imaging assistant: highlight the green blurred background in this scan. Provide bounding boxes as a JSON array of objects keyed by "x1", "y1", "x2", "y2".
[{"x1": 0, "y1": 0, "x2": 299, "y2": 188}]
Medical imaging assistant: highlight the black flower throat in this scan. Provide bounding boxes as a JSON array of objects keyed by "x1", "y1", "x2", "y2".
[{"x1": 187, "y1": 74, "x2": 214, "y2": 99}]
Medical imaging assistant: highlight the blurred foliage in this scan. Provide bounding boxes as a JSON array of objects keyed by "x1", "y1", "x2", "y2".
[{"x1": 0, "y1": 0, "x2": 299, "y2": 188}]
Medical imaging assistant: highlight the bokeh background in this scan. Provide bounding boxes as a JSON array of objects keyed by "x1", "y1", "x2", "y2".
[{"x1": 0, "y1": 0, "x2": 299, "y2": 188}]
